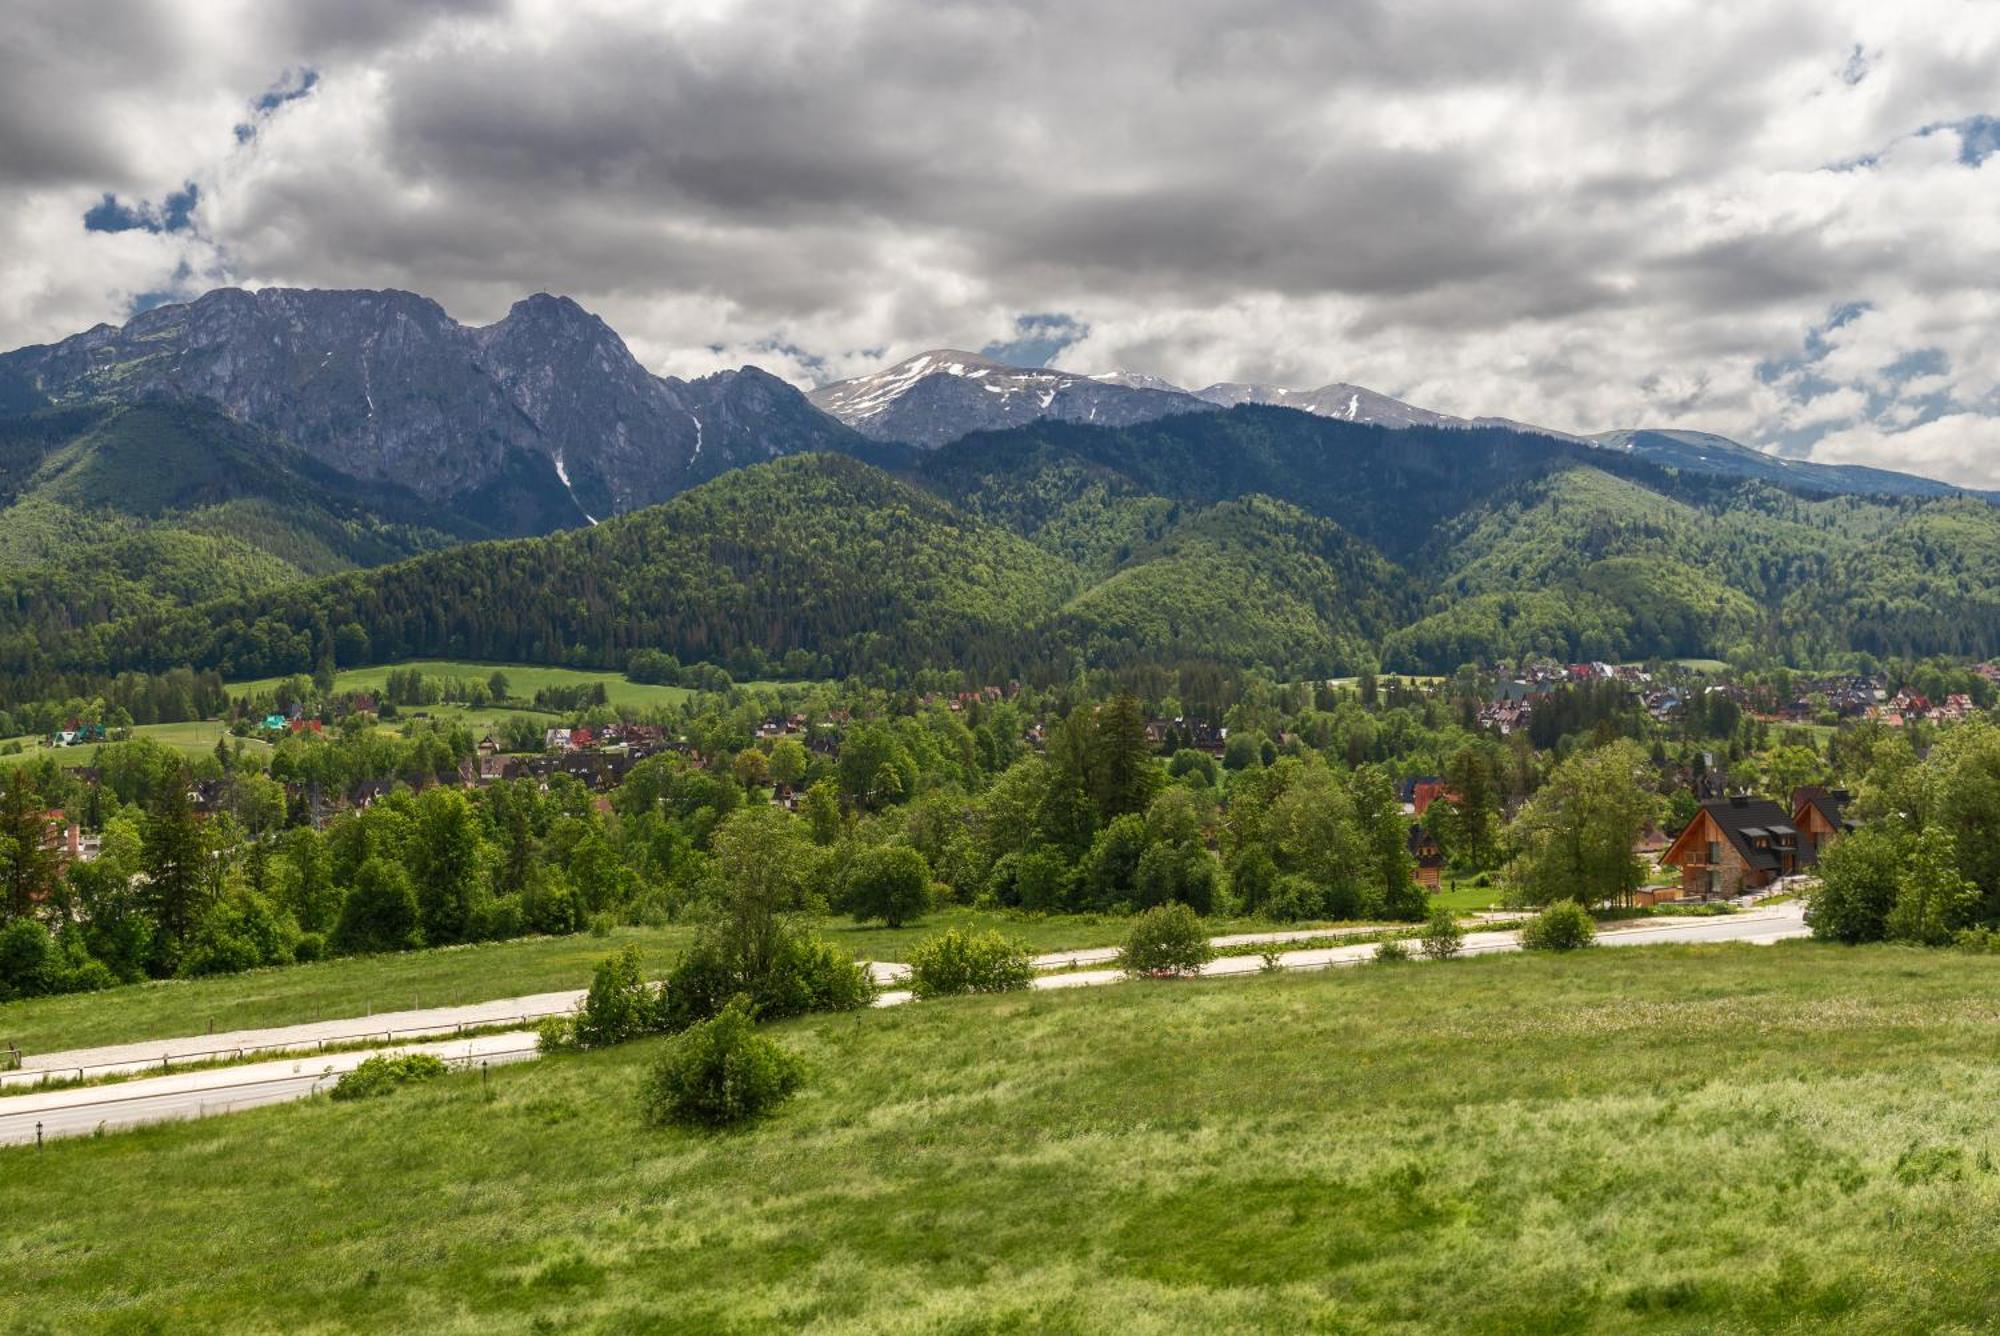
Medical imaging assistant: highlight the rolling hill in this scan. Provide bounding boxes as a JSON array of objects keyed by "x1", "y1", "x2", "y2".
[{"x1": 23, "y1": 402, "x2": 2000, "y2": 691}]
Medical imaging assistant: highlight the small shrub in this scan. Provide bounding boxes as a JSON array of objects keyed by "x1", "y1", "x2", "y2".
[
  {"x1": 1259, "y1": 945, "x2": 1285, "y2": 973},
  {"x1": 293, "y1": 932, "x2": 326, "y2": 963},
  {"x1": 638, "y1": 997, "x2": 803, "y2": 1129},
  {"x1": 1521, "y1": 899, "x2": 1596, "y2": 952},
  {"x1": 570, "y1": 945, "x2": 662, "y2": 1049},
  {"x1": 1374, "y1": 937, "x2": 1412, "y2": 963},
  {"x1": 907, "y1": 929, "x2": 1035, "y2": 999},
  {"x1": 536, "y1": 1014, "x2": 577, "y2": 1053},
  {"x1": 1953, "y1": 926, "x2": 2000, "y2": 954},
  {"x1": 1118, "y1": 903, "x2": 1213, "y2": 978},
  {"x1": 1654, "y1": 901, "x2": 1735, "y2": 917},
  {"x1": 588, "y1": 912, "x2": 615, "y2": 939},
  {"x1": 1419, "y1": 908, "x2": 1464, "y2": 961},
  {"x1": 331, "y1": 1053, "x2": 449, "y2": 1102}
]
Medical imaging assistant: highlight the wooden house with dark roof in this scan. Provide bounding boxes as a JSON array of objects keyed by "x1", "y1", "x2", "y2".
[
  {"x1": 1408, "y1": 823, "x2": 1445, "y2": 891},
  {"x1": 1789, "y1": 786, "x2": 1855, "y2": 863},
  {"x1": 1660, "y1": 794, "x2": 1802, "y2": 900}
]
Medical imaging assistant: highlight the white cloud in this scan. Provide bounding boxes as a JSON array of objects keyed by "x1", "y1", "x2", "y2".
[
  {"x1": 1812, "y1": 413, "x2": 2000, "y2": 488},
  {"x1": 2, "y1": 0, "x2": 2000, "y2": 485}
]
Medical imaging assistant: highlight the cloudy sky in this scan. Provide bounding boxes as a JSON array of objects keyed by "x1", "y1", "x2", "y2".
[{"x1": 4, "y1": 0, "x2": 1999, "y2": 484}]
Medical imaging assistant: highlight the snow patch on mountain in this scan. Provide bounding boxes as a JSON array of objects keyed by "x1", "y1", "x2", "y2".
[{"x1": 554, "y1": 450, "x2": 597, "y2": 525}]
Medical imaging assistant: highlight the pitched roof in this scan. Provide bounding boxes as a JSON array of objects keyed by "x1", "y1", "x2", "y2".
[
  {"x1": 1792, "y1": 786, "x2": 1856, "y2": 833},
  {"x1": 1696, "y1": 796, "x2": 1795, "y2": 871}
]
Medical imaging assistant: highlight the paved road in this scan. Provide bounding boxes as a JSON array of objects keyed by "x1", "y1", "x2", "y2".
[
  {"x1": 865, "y1": 921, "x2": 1404, "y2": 986},
  {"x1": 4, "y1": 990, "x2": 583, "y2": 1088},
  {"x1": 0, "y1": 1031, "x2": 540, "y2": 1147},
  {"x1": 873, "y1": 901, "x2": 1809, "y2": 1004},
  {"x1": 17, "y1": 926, "x2": 1402, "y2": 1077},
  {"x1": 6, "y1": 903, "x2": 1807, "y2": 1145}
]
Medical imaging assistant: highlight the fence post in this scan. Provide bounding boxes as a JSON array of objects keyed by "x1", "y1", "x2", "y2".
[
  {"x1": 482, "y1": 1060, "x2": 490, "y2": 1090},
  {"x1": 36, "y1": 1121, "x2": 43, "y2": 1151}
]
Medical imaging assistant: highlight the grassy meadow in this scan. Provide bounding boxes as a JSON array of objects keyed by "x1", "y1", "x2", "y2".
[
  {"x1": 6, "y1": 942, "x2": 2000, "y2": 1331},
  {"x1": 0, "y1": 719, "x2": 276, "y2": 770},
  {"x1": 226, "y1": 659, "x2": 785, "y2": 712},
  {"x1": 0, "y1": 906, "x2": 1362, "y2": 1057}
]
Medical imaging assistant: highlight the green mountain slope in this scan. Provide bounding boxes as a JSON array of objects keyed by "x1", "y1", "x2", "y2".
[
  {"x1": 23, "y1": 399, "x2": 2000, "y2": 687},
  {"x1": 0, "y1": 402, "x2": 479, "y2": 650},
  {"x1": 64, "y1": 454, "x2": 1083, "y2": 682},
  {"x1": 1780, "y1": 500, "x2": 2000, "y2": 660},
  {"x1": 1052, "y1": 495, "x2": 1417, "y2": 673}
]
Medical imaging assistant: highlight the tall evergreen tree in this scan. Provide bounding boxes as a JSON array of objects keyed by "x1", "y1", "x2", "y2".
[
  {"x1": 1036, "y1": 711, "x2": 1099, "y2": 857},
  {"x1": 1090, "y1": 694, "x2": 1159, "y2": 821},
  {"x1": 0, "y1": 769, "x2": 57, "y2": 924},
  {"x1": 140, "y1": 774, "x2": 209, "y2": 965}
]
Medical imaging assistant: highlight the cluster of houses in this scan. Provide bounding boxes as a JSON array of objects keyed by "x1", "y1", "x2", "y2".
[
  {"x1": 915, "y1": 685, "x2": 1015, "y2": 712},
  {"x1": 1475, "y1": 663, "x2": 1994, "y2": 736},
  {"x1": 1867, "y1": 689, "x2": 1977, "y2": 728},
  {"x1": 1144, "y1": 717, "x2": 1228, "y2": 753}
]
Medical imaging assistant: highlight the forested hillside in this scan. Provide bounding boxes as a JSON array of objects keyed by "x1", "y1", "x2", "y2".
[
  {"x1": 43, "y1": 455, "x2": 1083, "y2": 683},
  {"x1": 0, "y1": 402, "x2": 478, "y2": 661},
  {"x1": 14, "y1": 403, "x2": 2000, "y2": 688}
]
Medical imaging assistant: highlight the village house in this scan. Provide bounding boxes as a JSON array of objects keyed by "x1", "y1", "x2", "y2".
[
  {"x1": 1659, "y1": 794, "x2": 1802, "y2": 900},
  {"x1": 1789, "y1": 786, "x2": 1855, "y2": 862},
  {"x1": 1407, "y1": 823, "x2": 1445, "y2": 892}
]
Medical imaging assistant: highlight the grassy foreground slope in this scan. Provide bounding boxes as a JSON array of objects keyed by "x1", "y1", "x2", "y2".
[{"x1": 8, "y1": 944, "x2": 2000, "y2": 1331}]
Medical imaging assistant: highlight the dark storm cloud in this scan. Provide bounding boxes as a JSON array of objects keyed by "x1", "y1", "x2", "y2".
[{"x1": 6, "y1": 0, "x2": 2000, "y2": 482}]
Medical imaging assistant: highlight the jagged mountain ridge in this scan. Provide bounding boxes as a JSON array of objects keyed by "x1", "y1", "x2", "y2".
[
  {"x1": 0, "y1": 287, "x2": 861, "y2": 525},
  {"x1": 829, "y1": 348, "x2": 1981, "y2": 501},
  {"x1": 807, "y1": 349, "x2": 1218, "y2": 447}
]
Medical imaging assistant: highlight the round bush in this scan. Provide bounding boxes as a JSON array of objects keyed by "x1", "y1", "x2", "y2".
[
  {"x1": 1374, "y1": 937, "x2": 1412, "y2": 963},
  {"x1": 844, "y1": 844, "x2": 932, "y2": 927},
  {"x1": 331, "y1": 1052, "x2": 449, "y2": 1102},
  {"x1": 638, "y1": 998, "x2": 804, "y2": 1129},
  {"x1": 1118, "y1": 902, "x2": 1214, "y2": 978},
  {"x1": 1522, "y1": 899, "x2": 1596, "y2": 952},
  {"x1": 907, "y1": 928, "x2": 1035, "y2": 999}
]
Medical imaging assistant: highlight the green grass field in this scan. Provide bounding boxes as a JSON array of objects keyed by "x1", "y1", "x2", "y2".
[
  {"x1": 1427, "y1": 881, "x2": 1509, "y2": 912},
  {"x1": 0, "y1": 719, "x2": 275, "y2": 770},
  {"x1": 6, "y1": 943, "x2": 2000, "y2": 1331},
  {"x1": 228, "y1": 660, "x2": 807, "y2": 712},
  {"x1": 0, "y1": 906, "x2": 1366, "y2": 1057}
]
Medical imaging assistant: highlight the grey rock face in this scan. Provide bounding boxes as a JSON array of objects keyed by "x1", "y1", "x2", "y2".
[{"x1": 1, "y1": 286, "x2": 857, "y2": 517}]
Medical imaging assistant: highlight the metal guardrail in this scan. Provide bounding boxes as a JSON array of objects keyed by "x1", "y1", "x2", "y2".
[
  {"x1": 7, "y1": 1043, "x2": 546, "y2": 1148},
  {"x1": 0, "y1": 1008, "x2": 572, "y2": 1092}
]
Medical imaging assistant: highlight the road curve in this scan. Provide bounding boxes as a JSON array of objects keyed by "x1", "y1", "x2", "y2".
[{"x1": 0, "y1": 1031, "x2": 540, "y2": 1147}]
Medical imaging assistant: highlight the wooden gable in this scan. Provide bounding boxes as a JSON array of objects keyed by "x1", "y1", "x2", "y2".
[{"x1": 1661, "y1": 808, "x2": 1727, "y2": 869}]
